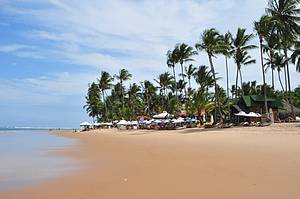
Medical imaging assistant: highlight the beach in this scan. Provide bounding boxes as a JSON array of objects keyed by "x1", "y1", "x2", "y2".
[{"x1": 1, "y1": 123, "x2": 300, "y2": 199}]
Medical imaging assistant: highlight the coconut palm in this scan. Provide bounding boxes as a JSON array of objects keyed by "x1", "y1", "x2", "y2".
[
  {"x1": 220, "y1": 32, "x2": 233, "y2": 98},
  {"x1": 98, "y1": 71, "x2": 113, "y2": 118},
  {"x1": 234, "y1": 49, "x2": 256, "y2": 96},
  {"x1": 177, "y1": 79, "x2": 187, "y2": 98},
  {"x1": 174, "y1": 43, "x2": 197, "y2": 99},
  {"x1": 141, "y1": 80, "x2": 157, "y2": 115},
  {"x1": 231, "y1": 28, "x2": 257, "y2": 97},
  {"x1": 154, "y1": 72, "x2": 174, "y2": 97},
  {"x1": 115, "y1": 68, "x2": 132, "y2": 109},
  {"x1": 128, "y1": 83, "x2": 141, "y2": 116},
  {"x1": 193, "y1": 65, "x2": 215, "y2": 93},
  {"x1": 291, "y1": 41, "x2": 300, "y2": 73},
  {"x1": 254, "y1": 15, "x2": 271, "y2": 114},
  {"x1": 185, "y1": 64, "x2": 197, "y2": 89},
  {"x1": 266, "y1": 0, "x2": 300, "y2": 118},
  {"x1": 84, "y1": 82, "x2": 101, "y2": 122},
  {"x1": 273, "y1": 52, "x2": 287, "y2": 91},
  {"x1": 195, "y1": 28, "x2": 225, "y2": 122}
]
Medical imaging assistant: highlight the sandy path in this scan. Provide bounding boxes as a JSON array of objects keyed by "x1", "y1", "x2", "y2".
[{"x1": 1, "y1": 124, "x2": 300, "y2": 199}]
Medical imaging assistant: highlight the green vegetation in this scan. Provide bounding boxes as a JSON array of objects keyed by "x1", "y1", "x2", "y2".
[{"x1": 84, "y1": 0, "x2": 300, "y2": 122}]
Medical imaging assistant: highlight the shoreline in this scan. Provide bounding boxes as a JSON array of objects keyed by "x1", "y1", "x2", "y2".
[{"x1": 1, "y1": 123, "x2": 300, "y2": 199}]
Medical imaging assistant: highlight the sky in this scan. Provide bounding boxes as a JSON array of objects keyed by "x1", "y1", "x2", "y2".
[{"x1": 0, "y1": 0, "x2": 299, "y2": 128}]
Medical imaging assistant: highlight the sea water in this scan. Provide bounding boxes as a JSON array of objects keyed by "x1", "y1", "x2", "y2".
[{"x1": 0, "y1": 129, "x2": 77, "y2": 191}]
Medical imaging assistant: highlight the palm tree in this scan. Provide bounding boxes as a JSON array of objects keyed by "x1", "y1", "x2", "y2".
[
  {"x1": 177, "y1": 79, "x2": 187, "y2": 98},
  {"x1": 174, "y1": 43, "x2": 197, "y2": 100},
  {"x1": 220, "y1": 32, "x2": 233, "y2": 98},
  {"x1": 234, "y1": 49, "x2": 256, "y2": 96},
  {"x1": 128, "y1": 83, "x2": 141, "y2": 118},
  {"x1": 231, "y1": 28, "x2": 257, "y2": 97},
  {"x1": 273, "y1": 52, "x2": 287, "y2": 91},
  {"x1": 141, "y1": 80, "x2": 157, "y2": 115},
  {"x1": 195, "y1": 28, "x2": 225, "y2": 122},
  {"x1": 291, "y1": 41, "x2": 300, "y2": 73},
  {"x1": 84, "y1": 82, "x2": 101, "y2": 122},
  {"x1": 254, "y1": 15, "x2": 271, "y2": 114},
  {"x1": 185, "y1": 64, "x2": 197, "y2": 89},
  {"x1": 262, "y1": 19, "x2": 278, "y2": 88},
  {"x1": 193, "y1": 65, "x2": 215, "y2": 93},
  {"x1": 98, "y1": 71, "x2": 113, "y2": 118},
  {"x1": 154, "y1": 72, "x2": 174, "y2": 109},
  {"x1": 115, "y1": 68, "x2": 132, "y2": 110},
  {"x1": 266, "y1": 0, "x2": 300, "y2": 118}
]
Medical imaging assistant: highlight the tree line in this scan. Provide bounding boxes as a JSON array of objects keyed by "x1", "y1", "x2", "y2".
[{"x1": 84, "y1": 0, "x2": 300, "y2": 123}]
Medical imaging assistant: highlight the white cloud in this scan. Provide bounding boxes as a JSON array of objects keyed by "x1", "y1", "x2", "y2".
[
  {"x1": 0, "y1": 44, "x2": 35, "y2": 53},
  {"x1": 1, "y1": 0, "x2": 299, "y2": 90}
]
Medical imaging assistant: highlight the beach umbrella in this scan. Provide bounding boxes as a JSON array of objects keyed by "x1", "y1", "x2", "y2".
[
  {"x1": 234, "y1": 111, "x2": 248, "y2": 117},
  {"x1": 80, "y1": 122, "x2": 92, "y2": 126},
  {"x1": 153, "y1": 119, "x2": 162, "y2": 124},
  {"x1": 144, "y1": 120, "x2": 152, "y2": 125},
  {"x1": 130, "y1": 121, "x2": 139, "y2": 125},
  {"x1": 247, "y1": 112, "x2": 261, "y2": 118},
  {"x1": 117, "y1": 120, "x2": 128, "y2": 125},
  {"x1": 153, "y1": 111, "x2": 171, "y2": 119}
]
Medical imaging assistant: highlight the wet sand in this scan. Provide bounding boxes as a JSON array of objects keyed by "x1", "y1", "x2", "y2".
[{"x1": 1, "y1": 123, "x2": 300, "y2": 199}]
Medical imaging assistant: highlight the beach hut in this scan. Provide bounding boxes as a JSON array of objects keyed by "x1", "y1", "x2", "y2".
[{"x1": 233, "y1": 95, "x2": 282, "y2": 121}]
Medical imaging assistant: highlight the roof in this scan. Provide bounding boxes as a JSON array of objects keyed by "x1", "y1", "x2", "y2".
[{"x1": 240, "y1": 95, "x2": 282, "y2": 108}]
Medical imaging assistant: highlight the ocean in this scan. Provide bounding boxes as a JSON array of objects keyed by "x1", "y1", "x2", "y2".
[{"x1": 0, "y1": 129, "x2": 77, "y2": 191}]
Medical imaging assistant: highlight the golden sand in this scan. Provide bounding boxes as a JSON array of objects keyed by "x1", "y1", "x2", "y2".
[{"x1": 1, "y1": 123, "x2": 300, "y2": 199}]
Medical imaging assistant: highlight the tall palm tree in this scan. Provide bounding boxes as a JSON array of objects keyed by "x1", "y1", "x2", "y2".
[
  {"x1": 231, "y1": 28, "x2": 257, "y2": 97},
  {"x1": 185, "y1": 64, "x2": 197, "y2": 89},
  {"x1": 193, "y1": 65, "x2": 215, "y2": 93},
  {"x1": 234, "y1": 49, "x2": 256, "y2": 96},
  {"x1": 98, "y1": 71, "x2": 113, "y2": 118},
  {"x1": 291, "y1": 41, "x2": 300, "y2": 73},
  {"x1": 154, "y1": 72, "x2": 174, "y2": 108},
  {"x1": 141, "y1": 80, "x2": 157, "y2": 115},
  {"x1": 254, "y1": 15, "x2": 271, "y2": 114},
  {"x1": 177, "y1": 79, "x2": 187, "y2": 98},
  {"x1": 266, "y1": 0, "x2": 300, "y2": 118},
  {"x1": 220, "y1": 32, "x2": 233, "y2": 98},
  {"x1": 84, "y1": 82, "x2": 101, "y2": 122},
  {"x1": 167, "y1": 48, "x2": 179, "y2": 100},
  {"x1": 115, "y1": 68, "x2": 132, "y2": 109},
  {"x1": 128, "y1": 83, "x2": 141, "y2": 117},
  {"x1": 273, "y1": 52, "x2": 286, "y2": 91},
  {"x1": 195, "y1": 28, "x2": 224, "y2": 122},
  {"x1": 174, "y1": 43, "x2": 197, "y2": 100}
]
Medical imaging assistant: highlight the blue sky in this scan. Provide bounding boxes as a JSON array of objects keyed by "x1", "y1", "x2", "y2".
[{"x1": 0, "y1": 0, "x2": 299, "y2": 128}]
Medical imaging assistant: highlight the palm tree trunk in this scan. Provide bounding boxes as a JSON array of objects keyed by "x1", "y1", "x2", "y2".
[
  {"x1": 239, "y1": 69, "x2": 244, "y2": 96},
  {"x1": 272, "y1": 69, "x2": 274, "y2": 88},
  {"x1": 278, "y1": 70, "x2": 284, "y2": 92},
  {"x1": 180, "y1": 63, "x2": 187, "y2": 100},
  {"x1": 284, "y1": 47, "x2": 295, "y2": 119},
  {"x1": 102, "y1": 90, "x2": 107, "y2": 120},
  {"x1": 235, "y1": 67, "x2": 239, "y2": 98},
  {"x1": 225, "y1": 56, "x2": 229, "y2": 98},
  {"x1": 208, "y1": 54, "x2": 222, "y2": 123},
  {"x1": 260, "y1": 42, "x2": 268, "y2": 114},
  {"x1": 172, "y1": 66, "x2": 178, "y2": 96},
  {"x1": 284, "y1": 65, "x2": 288, "y2": 92}
]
